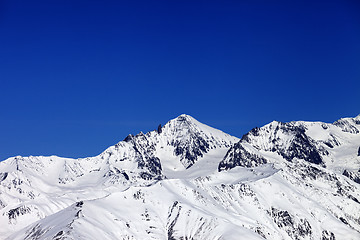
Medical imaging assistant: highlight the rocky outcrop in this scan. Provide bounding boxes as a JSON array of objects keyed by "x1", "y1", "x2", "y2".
[{"x1": 218, "y1": 143, "x2": 267, "y2": 171}]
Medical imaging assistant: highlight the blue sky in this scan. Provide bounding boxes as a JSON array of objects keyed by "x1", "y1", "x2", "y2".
[{"x1": 1, "y1": 0, "x2": 359, "y2": 161}]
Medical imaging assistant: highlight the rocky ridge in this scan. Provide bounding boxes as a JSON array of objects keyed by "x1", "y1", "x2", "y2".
[{"x1": 0, "y1": 114, "x2": 360, "y2": 240}]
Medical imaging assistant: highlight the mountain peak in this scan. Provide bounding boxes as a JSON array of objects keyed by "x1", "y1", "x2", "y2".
[
  {"x1": 172, "y1": 114, "x2": 198, "y2": 125},
  {"x1": 178, "y1": 113, "x2": 193, "y2": 119},
  {"x1": 163, "y1": 114, "x2": 237, "y2": 141},
  {"x1": 106, "y1": 114, "x2": 239, "y2": 174},
  {"x1": 164, "y1": 114, "x2": 205, "y2": 134},
  {"x1": 156, "y1": 114, "x2": 239, "y2": 169},
  {"x1": 1, "y1": 114, "x2": 360, "y2": 239}
]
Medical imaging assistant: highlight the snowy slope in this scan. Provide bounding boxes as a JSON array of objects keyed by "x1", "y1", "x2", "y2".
[{"x1": 1, "y1": 114, "x2": 360, "y2": 240}]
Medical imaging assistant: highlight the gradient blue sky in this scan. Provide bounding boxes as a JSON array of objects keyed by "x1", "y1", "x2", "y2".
[{"x1": 1, "y1": 0, "x2": 359, "y2": 161}]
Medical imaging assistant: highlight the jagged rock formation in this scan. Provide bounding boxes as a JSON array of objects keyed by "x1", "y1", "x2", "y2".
[
  {"x1": 0, "y1": 114, "x2": 360, "y2": 240},
  {"x1": 240, "y1": 121, "x2": 323, "y2": 164},
  {"x1": 218, "y1": 142, "x2": 267, "y2": 171},
  {"x1": 343, "y1": 169, "x2": 360, "y2": 184}
]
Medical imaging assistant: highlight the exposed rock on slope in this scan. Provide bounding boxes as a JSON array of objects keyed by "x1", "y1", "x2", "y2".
[{"x1": 1, "y1": 114, "x2": 360, "y2": 240}]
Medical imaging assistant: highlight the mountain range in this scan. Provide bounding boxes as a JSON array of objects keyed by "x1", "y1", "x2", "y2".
[{"x1": 1, "y1": 114, "x2": 360, "y2": 240}]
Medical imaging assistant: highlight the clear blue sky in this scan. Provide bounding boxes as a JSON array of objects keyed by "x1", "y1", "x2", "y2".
[{"x1": 1, "y1": 0, "x2": 359, "y2": 161}]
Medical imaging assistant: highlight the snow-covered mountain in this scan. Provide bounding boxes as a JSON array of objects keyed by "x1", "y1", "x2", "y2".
[{"x1": 1, "y1": 114, "x2": 360, "y2": 239}]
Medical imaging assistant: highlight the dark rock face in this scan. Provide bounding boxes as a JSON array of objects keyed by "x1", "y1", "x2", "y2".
[
  {"x1": 123, "y1": 134, "x2": 133, "y2": 142},
  {"x1": 75, "y1": 201, "x2": 83, "y2": 207},
  {"x1": 280, "y1": 131, "x2": 322, "y2": 164},
  {"x1": 271, "y1": 208, "x2": 294, "y2": 228},
  {"x1": 157, "y1": 124, "x2": 162, "y2": 134},
  {"x1": 169, "y1": 115, "x2": 210, "y2": 168},
  {"x1": 243, "y1": 122, "x2": 323, "y2": 165},
  {"x1": 358, "y1": 146, "x2": 360, "y2": 156},
  {"x1": 122, "y1": 171, "x2": 129, "y2": 180},
  {"x1": 343, "y1": 169, "x2": 360, "y2": 184},
  {"x1": 339, "y1": 217, "x2": 348, "y2": 225},
  {"x1": 167, "y1": 201, "x2": 181, "y2": 240},
  {"x1": 7, "y1": 206, "x2": 31, "y2": 222},
  {"x1": 333, "y1": 119, "x2": 359, "y2": 134},
  {"x1": 255, "y1": 227, "x2": 267, "y2": 239},
  {"x1": 322, "y1": 230, "x2": 336, "y2": 240},
  {"x1": 323, "y1": 134, "x2": 341, "y2": 149},
  {"x1": 218, "y1": 143, "x2": 267, "y2": 171},
  {"x1": 0, "y1": 172, "x2": 8, "y2": 182},
  {"x1": 119, "y1": 114, "x2": 237, "y2": 174},
  {"x1": 173, "y1": 133, "x2": 210, "y2": 169},
  {"x1": 271, "y1": 124, "x2": 322, "y2": 164},
  {"x1": 240, "y1": 127, "x2": 260, "y2": 143},
  {"x1": 103, "y1": 167, "x2": 131, "y2": 184},
  {"x1": 269, "y1": 207, "x2": 312, "y2": 240},
  {"x1": 53, "y1": 230, "x2": 64, "y2": 240},
  {"x1": 127, "y1": 133, "x2": 162, "y2": 179},
  {"x1": 167, "y1": 115, "x2": 234, "y2": 169},
  {"x1": 219, "y1": 121, "x2": 327, "y2": 172}
]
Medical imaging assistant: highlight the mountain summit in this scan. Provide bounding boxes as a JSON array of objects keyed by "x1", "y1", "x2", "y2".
[
  {"x1": 0, "y1": 114, "x2": 360, "y2": 239},
  {"x1": 158, "y1": 114, "x2": 238, "y2": 169}
]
